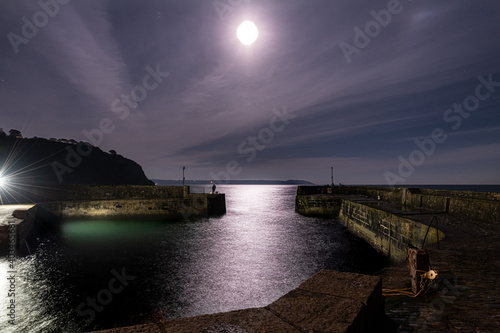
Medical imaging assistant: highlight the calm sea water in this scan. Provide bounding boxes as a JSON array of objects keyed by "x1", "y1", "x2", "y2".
[
  {"x1": 369, "y1": 184, "x2": 500, "y2": 193},
  {"x1": 0, "y1": 185, "x2": 386, "y2": 333}
]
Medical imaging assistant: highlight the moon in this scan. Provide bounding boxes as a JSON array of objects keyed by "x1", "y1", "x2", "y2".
[{"x1": 237, "y1": 21, "x2": 259, "y2": 45}]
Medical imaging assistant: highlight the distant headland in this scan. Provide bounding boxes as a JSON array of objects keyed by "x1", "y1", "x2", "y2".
[{"x1": 152, "y1": 179, "x2": 315, "y2": 186}]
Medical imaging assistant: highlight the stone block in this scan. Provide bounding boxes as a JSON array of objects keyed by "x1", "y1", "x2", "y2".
[
  {"x1": 296, "y1": 270, "x2": 384, "y2": 330},
  {"x1": 89, "y1": 323, "x2": 162, "y2": 333},
  {"x1": 12, "y1": 209, "x2": 27, "y2": 219},
  {"x1": 266, "y1": 288, "x2": 365, "y2": 332}
]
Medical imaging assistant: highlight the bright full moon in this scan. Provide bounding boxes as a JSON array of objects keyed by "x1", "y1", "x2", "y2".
[{"x1": 237, "y1": 21, "x2": 259, "y2": 45}]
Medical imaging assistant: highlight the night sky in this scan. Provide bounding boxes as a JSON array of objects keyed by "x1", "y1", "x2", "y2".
[{"x1": 1, "y1": 0, "x2": 499, "y2": 185}]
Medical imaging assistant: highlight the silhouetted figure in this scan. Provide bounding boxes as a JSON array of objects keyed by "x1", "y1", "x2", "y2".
[{"x1": 212, "y1": 183, "x2": 216, "y2": 194}]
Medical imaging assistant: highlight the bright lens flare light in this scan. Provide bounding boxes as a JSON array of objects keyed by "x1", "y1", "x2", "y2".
[
  {"x1": 237, "y1": 20, "x2": 259, "y2": 45},
  {"x1": 0, "y1": 176, "x2": 5, "y2": 187}
]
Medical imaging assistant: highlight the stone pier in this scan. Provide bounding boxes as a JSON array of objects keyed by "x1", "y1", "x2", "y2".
[
  {"x1": 0, "y1": 204, "x2": 35, "y2": 255},
  {"x1": 296, "y1": 185, "x2": 500, "y2": 331},
  {"x1": 0, "y1": 185, "x2": 226, "y2": 254}
]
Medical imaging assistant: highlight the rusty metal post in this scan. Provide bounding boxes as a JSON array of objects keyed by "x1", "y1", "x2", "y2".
[{"x1": 407, "y1": 246, "x2": 431, "y2": 294}]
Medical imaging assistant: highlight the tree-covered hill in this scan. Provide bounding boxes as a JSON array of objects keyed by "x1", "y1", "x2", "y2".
[{"x1": 0, "y1": 129, "x2": 153, "y2": 187}]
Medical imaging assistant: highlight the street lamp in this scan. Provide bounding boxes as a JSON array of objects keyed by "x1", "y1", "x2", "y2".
[
  {"x1": 182, "y1": 166, "x2": 185, "y2": 187},
  {"x1": 331, "y1": 167, "x2": 334, "y2": 187}
]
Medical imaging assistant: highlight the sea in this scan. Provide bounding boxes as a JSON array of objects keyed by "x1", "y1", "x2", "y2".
[
  {"x1": 0, "y1": 185, "x2": 388, "y2": 332},
  {"x1": 371, "y1": 184, "x2": 500, "y2": 193}
]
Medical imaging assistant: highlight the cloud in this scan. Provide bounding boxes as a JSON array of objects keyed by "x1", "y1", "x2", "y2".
[{"x1": 34, "y1": 2, "x2": 128, "y2": 107}]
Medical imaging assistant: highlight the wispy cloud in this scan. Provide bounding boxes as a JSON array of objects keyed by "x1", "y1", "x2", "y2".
[{"x1": 34, "y1": 2, "x2": 128, "y2": 107}]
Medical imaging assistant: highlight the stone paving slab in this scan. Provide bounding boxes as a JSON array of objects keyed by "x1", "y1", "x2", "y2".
[
  {"x1": 266, "y1": 289, "x2": 365, "y2": 332},
  {"x1": 296, "y1": 270, "x2": 384, "y2": 330},
  {"x1": 297, "y1": 270, "x2": 381, "y2": 306}
]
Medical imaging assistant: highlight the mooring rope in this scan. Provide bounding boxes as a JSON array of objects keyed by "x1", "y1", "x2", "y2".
[{"x1": 382, "y1": 269, "x2": 436, "y2": 297}]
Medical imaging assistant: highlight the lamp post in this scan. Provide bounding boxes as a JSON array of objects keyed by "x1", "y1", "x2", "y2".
[
  {"x1": 331, "y1": 167, "x2": 334, "y2": 187},
  {"x1": 182, "y1": 166, "x2": 185, "y2": 187}
]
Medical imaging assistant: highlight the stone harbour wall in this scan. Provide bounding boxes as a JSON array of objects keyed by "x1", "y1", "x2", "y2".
[
  {"x1": 296, "y1": 186, "x2": 447, "y2": 262},
  {"x1": 351, "y1": 186, "x2": 500, "y2": 222},
  {"x1": 59, "y1": 195, "x2": 209, "y2": 220},
  {"x1": 6, "y1": 186, "x2": 226, "y2": 254},
  {"x1": 298, "y1": 186, "x2": 500, "y2": 222},
  {"x1": 295, "y1": 194, "x2": 342, "y2": 217},
  {"x1": 25, "y1": 184, "x2": 185, "y2": 203},
  {"x1": 26, "y1": 193, "x2": 225, "y2": 222},
  {"x1": 338, "y1": 200, "x2": 444, "y2": 262}
]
